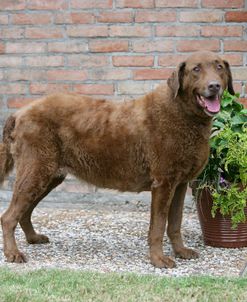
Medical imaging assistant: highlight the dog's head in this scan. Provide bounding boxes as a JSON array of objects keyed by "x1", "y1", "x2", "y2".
[{"x1": 167, "y1": 51, "x2": 235, "y2": 118}]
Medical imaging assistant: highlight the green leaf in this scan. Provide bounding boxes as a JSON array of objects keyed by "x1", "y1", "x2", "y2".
[
  {"x1": 231, "y1": 115, "x2": 246, "y2": 125},
  {"x1": 221, "y1": 97, "x2": 233, "y2": 108},
  {"x1": 232, "y1": 100, "x2": 244, "y2": 112},
  {"x1": 240, "y1": 109, "x2": 247, "y2": 115},
  {"x1": 213, "y1": 120, "x2": 225, "y2": 129}
]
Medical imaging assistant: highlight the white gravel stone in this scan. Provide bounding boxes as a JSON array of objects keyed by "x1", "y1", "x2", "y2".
[{"x1": 0, "y1": 199, "x2": 246, "y2": 276}]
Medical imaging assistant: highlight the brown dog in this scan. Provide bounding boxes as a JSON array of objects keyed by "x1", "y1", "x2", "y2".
[{"x1": 0, "y1": 51, "x2": 234, "y2": 268}]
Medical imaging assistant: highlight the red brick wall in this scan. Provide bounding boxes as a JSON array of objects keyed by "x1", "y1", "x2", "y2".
[
  {"x1": 0, "y1": 0, "x2": 246, "y2": 193},
  {"x1": 0, "y1": 0, "x2": 246, "y2": 112}
]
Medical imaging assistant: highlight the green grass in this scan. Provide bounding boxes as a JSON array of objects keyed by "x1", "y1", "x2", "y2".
[{"x1": 0, "y1": 268, "x2": 246, "y2": 302}]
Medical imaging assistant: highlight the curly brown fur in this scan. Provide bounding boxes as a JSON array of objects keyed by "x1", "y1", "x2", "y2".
[
  {"x1": 0, "y1": 51, "x2": 234, "y2": 267},
  {"x1": 0, "y1": 116, "x2": 15, "y2": 184}
]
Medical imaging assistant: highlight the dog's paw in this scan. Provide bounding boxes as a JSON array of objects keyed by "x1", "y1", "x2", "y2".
[
  {"x1": 150, "y1": 254, "x2": 176, "y2": 269},
  {"x1": 27, "y1": 233, "x2": 49, "y2": 244},
  {"x1": 5, "y1": 250, "x2": 27, "y2": 263},
  {"x1": 174, "y1": 247, "x2": 199, "y2": 260}
]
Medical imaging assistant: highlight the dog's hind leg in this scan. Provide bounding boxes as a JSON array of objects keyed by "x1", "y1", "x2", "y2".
[
  {"x1": 1, "y1": 157, "x2": 59, "y2": 263},
  {"x1": 19, "y1": 175, "x2": 65, "y2": 245}
]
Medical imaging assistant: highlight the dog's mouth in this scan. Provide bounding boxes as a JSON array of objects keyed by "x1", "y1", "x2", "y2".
[{"x1": 196, "y1": 94, "x2": 221, "y2": 117}]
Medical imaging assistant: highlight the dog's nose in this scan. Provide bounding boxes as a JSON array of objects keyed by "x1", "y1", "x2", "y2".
[{"x1": 208, "y1": 81, "x2": 221, "y2": 93}]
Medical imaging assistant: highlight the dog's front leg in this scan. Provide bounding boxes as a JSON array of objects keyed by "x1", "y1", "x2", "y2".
[
  {"x1": 148, "y1": 177, "x2": 177, "y2": 269},
  {"x1": 167, "y1": 182, "x2": 199, "y2": 260}
]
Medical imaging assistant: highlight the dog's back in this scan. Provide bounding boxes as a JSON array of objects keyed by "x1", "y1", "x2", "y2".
[{"x1": 8, "y1": 93, "x2": 155, "y2": 192}]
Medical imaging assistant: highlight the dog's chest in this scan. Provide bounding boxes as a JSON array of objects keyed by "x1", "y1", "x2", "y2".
[
  {"x1": 154, "y1": 128, "x2": 210, "y2": 182},
  {"x1": 175, "y1": 138, "x2": 210, "y2": 181}
]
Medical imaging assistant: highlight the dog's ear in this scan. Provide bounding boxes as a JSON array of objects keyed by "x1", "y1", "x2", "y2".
[
  {"x1": 167, "y1": 62, "x2": 186, "y2": 98},
  {"x1": 223, "y1": 60, "x2": 235, "y2": 95}
]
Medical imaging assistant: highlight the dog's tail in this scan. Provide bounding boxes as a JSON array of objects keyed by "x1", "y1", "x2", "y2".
[{"x1": 0, "y1": 115, "x2": 15, "y2": 185}]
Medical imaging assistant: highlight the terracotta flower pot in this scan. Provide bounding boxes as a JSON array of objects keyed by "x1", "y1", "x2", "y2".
[{"x1": 196, "y1": 188, "x2": 247, "y2": 248}]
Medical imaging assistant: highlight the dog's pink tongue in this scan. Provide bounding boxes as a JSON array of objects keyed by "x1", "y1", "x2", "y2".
[{"x1": 204, "y1": 95, "x2": 220, "y2": 113}]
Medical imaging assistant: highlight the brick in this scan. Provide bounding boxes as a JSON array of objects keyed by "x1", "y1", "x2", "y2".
[
  {"x1": 179, "y1": 11, "x2": 223, "y2": 23},
  {"x1": 71, "y1": 0, "x2": 112, "y2": 9},
  {"x1": 113, "y1": 56, "x2": 154, "y2": 67},
  {"x1": 25, "y1": 56, "x2": 64, "y2": 67},
  {"x1": 0, "y1": 83, "x2": 26, "y2": 94},
  {"x1": 67, "y1": 25, "x2": 108, "y2": 37},
  {"x1": 156, "y1": 0, "x2": 197, "y2": 7},
  {"x1": 67, "y1": 55, "x2": 108, "y2": 67},
  {"x1": 0, "y1": 15, "x2": 8, "y2": 24},
  {"x1": 30, "y1": 83, "x2": 71, "y2": 94},
  {"x1": 109, "y1": 25, "x2": 151, "y2": 37},
  {"x1": 133, "y1": 69, "x2": 173, "y2": 80},
  {"x1": 233, "y1": 82, "x2": 242, "y2": 93},
  {"x1": 156, "y1": 25, "x2": 199, "y2": 36},
  {"x1": 48, "y1": 41, "x2": 88, "y2": 53},
  {"x1": 25, "y1": 27, "x2": 64, "y2": 39},
  {"x1": 54, "y1": 12, "x2": 94, "y2": 24},
  {"x1": 132, "y1": 40, "x2": 174, "y2": 52},
  {"x1": 231, "y1": 68, "x2": 247, "y2": 81},
  {"x1": 0, "y1": 43, "x2": 5, "y2": 54},
  {"x1": 7, "y1": 97, "x2": 35, "y2": 109},
  {"x1": 6, "y1": 69, "x2": 46, "y2": 81},
  {"x1": 97, "y1": 12, "x2": 133, "y2": 23},
  {"x1": 136, "y1": 11, "x2": 176, "y2": 22},
  {"x1": 116, "y1": 0, "x2": 154, "y2": 8},
  {"x1": 0, "y1": 56, "x2": 22, "y2": 67},
  {"x1": 158, "y1": 54, "x2": 188, "y2": 67},
  {"x1": 90, "y1": 69, "x2": 131, "y2": 80},
  {"x1": 0, "y1": 0, "x2": 25, "y2": 10},
  {"x1": 224, "y1": 41, "x2": 247, "y2": 52},
  {"x1": 240, "y1": 98, "x2": 247, "y2": 108},
  {"x1": 6, "y1": 42, "x2": 46, "y2": 53},
  {"x1": 89, "y1": 40, "x2": 129, "y2": 52},
  {"x1": 0, "y1": 27, "x2": 24, "y2": 39},
  {"x1": 202, "y1": 0, "x2": 244, "y2": 8},
  {"x1": 177, "y1": 40, "x2": 220, "y2": 52},
  {"x1": 47, "y1": 70, "x2": 88, "y2": 81},
  {"x1": 118, "y1": 81, "x2": 151, "y2": 94},
  {"x1": 27, "y1": 0, "x2": 68, "y2": 10},
  {"x1": 220, "y1": 54, "x2": 243, "y2": 66},
  {"x1": 73, "y1": 84, "x2": 114, "y2": 95},
  {"x1": 11, "y1": 13, "x2": 52, "y2": 24},
  {"x1": 0, "y1": 96, "x2": 5, "y2": 110},
  {"x1": 201, "y1": 26, "x2": 243, "y2": 37},
  {"x1": 225, "y1": 12, "x2": 247, "y2": 22}
]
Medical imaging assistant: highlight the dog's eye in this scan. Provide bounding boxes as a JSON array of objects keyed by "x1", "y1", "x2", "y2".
[
  {"x1": 217, "y1": 64, "x2": 223, "y2": 70},
  {"x1": 193, "y1": 66, "x2": 200, "y2": 72}
]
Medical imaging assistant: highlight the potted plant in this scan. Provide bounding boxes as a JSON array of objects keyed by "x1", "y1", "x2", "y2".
[{"x1": 194, "y1": 90, "x2": 247, "y2": 248}]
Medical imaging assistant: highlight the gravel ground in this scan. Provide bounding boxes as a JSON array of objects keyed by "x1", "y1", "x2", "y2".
[{"x1": 0, "y1": 194, "x2": 246, "y2": 277}]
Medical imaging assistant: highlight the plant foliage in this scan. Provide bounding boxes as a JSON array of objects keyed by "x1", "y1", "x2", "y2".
[{"x1": 197, "y1": 91, "x2": 247, "y2": 228}]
